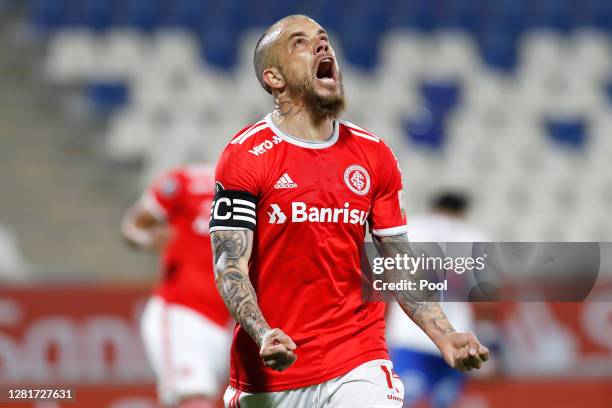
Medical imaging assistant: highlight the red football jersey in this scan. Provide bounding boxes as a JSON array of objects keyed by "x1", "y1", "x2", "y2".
[
  {"x1": 210, "y1": 114, "x2": 409, "y2": 392},
  {"x1": 143, "y1": 164, "x2": 231, "y2": 327}
]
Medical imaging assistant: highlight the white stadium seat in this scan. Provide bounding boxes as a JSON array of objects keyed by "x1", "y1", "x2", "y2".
[
  {"x1": 45, "y1": 30, "x2": 101, "y2": 83},
  {"x1": 428, "y1": 30, "x2": 479, "y2": 79},
  {"x1": 519, "y1": 30, "x2": 569, "y2": 79},
  {"x1": 380, "y1": 30, "x2": 434, "y2": 82},
  {"x1": 46, "y1": 23, "x2": 606, "y2": 241},
  {"x1": 99, "y1": 29, "x2": 150, "y2": 80},
  {"x1": 569, "y1": 29, "x2": 612, "y2": 82},
  {"x1": 106, "y1": 108, "x2": 157, "y2": 162}
]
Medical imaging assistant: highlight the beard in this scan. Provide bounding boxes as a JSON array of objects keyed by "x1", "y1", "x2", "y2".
[{"x1": 283, "y1": 68, "x2": 346, "y2": 124}]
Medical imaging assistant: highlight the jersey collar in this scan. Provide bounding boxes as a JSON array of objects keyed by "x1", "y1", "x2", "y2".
[{"x1": 265, "y1": 113, "x2": 339, "y2": 149}]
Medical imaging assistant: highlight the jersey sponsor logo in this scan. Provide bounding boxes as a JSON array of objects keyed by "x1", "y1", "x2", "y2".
[
  {"x1": 248, "y1": 135, "x2": 283, "y2": 156},
  {"x1": 344, "y1": 165, "x2": 371, "y2": 196},
  {"x1": 267, "y1": 204, "x2": 287, "y2": 224},
  {"x1": 274, "y1": 173, "x2": 298, "y2": 189},
  {"x1": 268, "y1": 202, "x2": 368, "y2": 225}
]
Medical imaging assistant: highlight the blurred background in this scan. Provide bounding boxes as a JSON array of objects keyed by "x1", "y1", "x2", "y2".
[{"x1": 0, "y1": 0, "x2": 610, "y2": 407}]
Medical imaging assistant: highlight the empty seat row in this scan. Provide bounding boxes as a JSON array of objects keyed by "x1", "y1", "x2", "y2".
[{"x1": 33, "y1": 3, "x2": 612, "y2": 241}]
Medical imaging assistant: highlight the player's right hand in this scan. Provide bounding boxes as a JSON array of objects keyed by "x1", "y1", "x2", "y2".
[{"x1": 259, "y1": 328, "x2": 297, "y2": 372}]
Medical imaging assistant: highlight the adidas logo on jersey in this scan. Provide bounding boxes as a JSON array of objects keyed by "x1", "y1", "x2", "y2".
[{"x1": 274, "y1": 173, "x2": 298, "y2": 189}]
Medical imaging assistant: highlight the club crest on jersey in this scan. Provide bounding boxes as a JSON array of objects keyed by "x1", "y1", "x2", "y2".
[{"x1": 344, "y1": 165, "x2": 370, "y2": 196}]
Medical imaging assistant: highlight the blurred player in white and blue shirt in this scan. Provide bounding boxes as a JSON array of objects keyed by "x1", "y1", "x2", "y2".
[{"x1": 387, "y1": 192, "x2": 488, "y2": 408}]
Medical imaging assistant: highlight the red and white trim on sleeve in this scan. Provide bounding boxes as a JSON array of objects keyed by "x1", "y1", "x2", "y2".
[{"x1": 371, "y1": 224, "x2": 410, "y2": 237}]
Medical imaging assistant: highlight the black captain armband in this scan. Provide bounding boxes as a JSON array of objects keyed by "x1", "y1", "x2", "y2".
[{"x1": 209, "y1": 183, "x2": 257, "y2": 232}]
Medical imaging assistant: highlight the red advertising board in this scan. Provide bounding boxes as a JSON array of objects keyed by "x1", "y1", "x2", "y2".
[{"x1": 0, "y1": 285, "x2": 157, "y2": 408}]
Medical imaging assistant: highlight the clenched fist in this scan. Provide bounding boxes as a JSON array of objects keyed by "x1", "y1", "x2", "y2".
[
  {"x1": 436, "y1": 331, "x2": 490, "y2": 371},
  {"x1": 259, "y1": 328, "x2": 298, "y2": 372}
]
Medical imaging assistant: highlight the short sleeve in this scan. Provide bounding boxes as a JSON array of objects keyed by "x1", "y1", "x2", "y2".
[
  {"x1": 141, "y1": 170, "x2": 184, "y2": 221},
  {"x1": 369, "y1": 142, "x2": 409, "y2": 237},
  {"x1": 209, "y1": 144, "x2": 261, "y2": 232}
]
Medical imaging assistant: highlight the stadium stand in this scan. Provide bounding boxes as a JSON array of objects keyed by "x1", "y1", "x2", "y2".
[
  {"x1": 0, "y1": 223, "x2": 30, "y2": 280},
  {"x1": 32, "y1": 0, "x2": 611, "y2": 241}
]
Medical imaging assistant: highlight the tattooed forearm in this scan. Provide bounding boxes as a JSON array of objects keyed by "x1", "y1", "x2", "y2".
[
  {"x1": 399, "y1": 301, "x2": 455, "y2": 339},
  {"x1": 211, "y1": 230, "x2": 247, "y2": 263},
  {"x1": 211, "y1": 230, "x2": 270, "y2": 346},
  {"x1": 375, "y1": 234, "x2": 455, "y2": 339},
  {"x1": 216, "y1": 268, "x2": 271, "y2": 345}
]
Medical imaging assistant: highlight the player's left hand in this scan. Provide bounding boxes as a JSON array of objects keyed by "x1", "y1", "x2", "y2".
[
  {"x1": 259, "y1": 328, "x2": 297, "y2": 372},
  {"x1": 436, "y1": 331, "x2": 489, "y2": 372}
]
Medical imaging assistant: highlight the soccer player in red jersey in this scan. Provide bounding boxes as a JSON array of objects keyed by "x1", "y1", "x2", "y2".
[
  {"x1": 209, "y1": 15, "x2": 489, "y2": 407},
  {"x1": 122, "y1": 164, "x2": 232, "y2": 408}
]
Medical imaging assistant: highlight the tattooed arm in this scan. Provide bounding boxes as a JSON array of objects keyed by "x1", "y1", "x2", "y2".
[
  {"x1": 211, "y1": 230, "x2": 297, "y2": 371},
  {"x1": 375, "y1": 233, "x2": 489, "y2": 371},
  {"x1": 374, "y1": 234, "x2": 455, "y2": 338}
]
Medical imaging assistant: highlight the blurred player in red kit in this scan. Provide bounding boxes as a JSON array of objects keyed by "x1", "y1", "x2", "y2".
[
  {"x1": 122, "y1": 164, "x2": 232, "y2": 408},
  {"x1": 209, "y1": 15, "x2": 489, "y2": 408}
]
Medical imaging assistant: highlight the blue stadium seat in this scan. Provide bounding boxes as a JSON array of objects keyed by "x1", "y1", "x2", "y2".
[
  {"x1": 199, "y1": 22, "x2": 239, "y2": 70},
  {"x1": 120, "y1": 0, "x2": 162, "y2": 32},
  {"x1": 388, "y1": 0, "x2": 436, "y2": 32},
  {"x1": 545, "y1": 117, "x2": 588, "y2": 149},
  {"x1": 402, "y1": 107, "x2": 446, "y2": 150},
  {"x1": 485, "y1": 0, "x2": 530, "y2": 36},
  {"x1": 438, "y1": 0, "x2": 481, "y2": 34},
  {"x1": 478, "y1": 28, "x2": 519, "y2": 73},
  {"x1": 247, "y1": 0, "x2": 299, "y2": 28},
  {"x1": 605, "y1": 81, "x2": 612, "y2": 106},
  {"x1": 299, "y1": 0, "x2": 346, "y2": 32},
  {"x1": 86, "y1": 81, "x2": 129, "y2": 116},
  {"x1": 534, "y1": 0, "x2": 573, "y2": 33},
  {"x1": 405, "y1": 79, "x2": 461, "y2": 151},
  {"x1": 586, "y1": 0, "x2": 612, "y2": 31},
  {"x1": 419, "y1": 79, "x2": 462, "y2": 114},
  {"x1": 204, "y1": 0, "x2": 247, "y2": 34},
  {"x1": 345, "y1": 0, "x2": 389, "y2": 31},
  {"x1": 29, "y1": 0, "x2": 69, "y2": 33},
  {"x1": 338, "y1": 16, "x2": 380, "y2": 71},
  {"x1": 79, "y1": 0, "x2": 116, "y2": 32},
  {"x1": 164, "y1": 0, "x2": 208, "y2": 32}
]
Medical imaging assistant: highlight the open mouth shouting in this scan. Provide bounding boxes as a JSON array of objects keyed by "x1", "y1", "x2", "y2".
[{"x1": 314, "y1": 55, "x2": 338, "y2": 86}]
